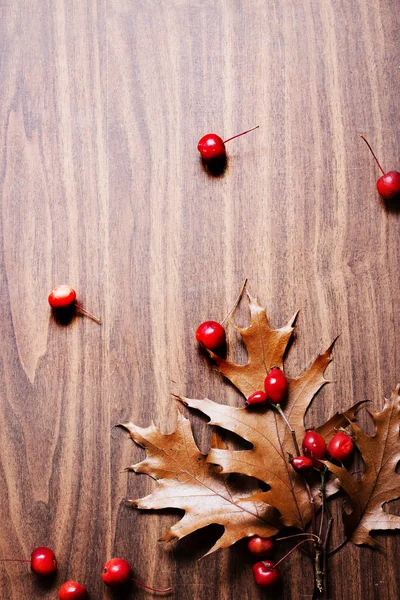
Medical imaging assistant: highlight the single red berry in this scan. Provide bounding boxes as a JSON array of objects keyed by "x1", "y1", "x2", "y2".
[
  {"x1": 48, "y1": 285, "x2": 101, "y2": 324},
  {"x1": 302, "y1": 430, "x2": 326, "y2": 469},
  {"x1": 196, "y1": 320, "x2": 226, "y2": 351},
  {"x1": 58, "y1": 581, "x2": 88, "y2": 600},
  {"x1": 252, "y1": 560, "x2": 280, "y2": 589},
  {"x1": 48, "y1": 285, "x2": 76, "y2": 309},
  {"x1": 102, "y1": 558, "x2": 132, "y2": 587},
  {"x1": 264, "y1": 367, "x2": 288, "y2": 404},
  {"x1": 291, "y1": 455, "x2": 314, "y2": 475},
  {"x1": 361, "y1": 135, "x2": 400, "y2": 201},
  {"x1": 102, "y1": 558, "x2": 172, "y2": 593},
  {"x1": 328, "y1": 431, "x2": 354, "y2": 462},
  {"x1": 197, "y1": 134, "x2": 226, "y2": 161},
  {"x1": 248, "y1": 536, "x2": 274, "y2": 558},
  {"x1": 377, "y1": 171, "x2": 400, "y2": 201},
  {"x1": 197, "y1": 126, "x2": 259, "y2": 161},
  {"x1": 246, "y1": 390, "x2": 268, "y2": 406},
  {"x1": 30, "y1": 547, "x2": 57, "y2": 576}
]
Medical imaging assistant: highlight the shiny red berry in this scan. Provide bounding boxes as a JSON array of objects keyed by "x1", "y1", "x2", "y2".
[
  {"x1": 48, "y1": 285, "x2": 76, "y2": 309},
  {"x1": 302, "y1": 430, "x2": 326, "y2": 469},
  {"x1": 197, "y1": 134, "x2": 226, "y2": 161},
  {"x1": 248, "y1": 536, "x2": 274, "y2": 558},
  {"x1": 48, "y1": 285, "x2": 101, "y2": 324},
  {"x1": 328, "y1": 431, "x2": 354, "y2": 462},
  {"x1": 264, "y1": 367, "x2": 288, "y2": 404},
  {"x1": 246, "y1": 390, "x2": 268, "y2": 406},
  {"x1": 30, "y1": 547, "x2": 57, "y2": 576},
  {"x1": 291, "y1": 455, "x2": 314, "y2": 475},
  {"x1": 102, "y1": 558, "x2": 131, "y2": 587},
  {"x1": 361, "y1": 135, "x2": 400, "y2": 201},
  {"x1": 252, "y1": 560, "x2": 280, "y2": 588},
  {"x1": 195, "y1": 320, "x2": 226, "y2": 351},
  {"x1": 197, "y1": 126, "x2": 259, "y2": 161},
  {"x1": 377, "y1": 171, "x2": 400, "y2": 201},
  {"x1": 58, "y1": 581, "x2": 88, "y2": 599}
]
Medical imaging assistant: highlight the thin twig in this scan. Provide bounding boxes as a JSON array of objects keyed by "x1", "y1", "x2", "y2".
[{"x1": 220, "y1": 278, "x2": 248, "y2": 325}]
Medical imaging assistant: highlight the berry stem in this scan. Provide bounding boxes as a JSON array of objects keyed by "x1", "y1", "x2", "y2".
[
  {"x1": 223, "y1": 125, "x2": 259, "y2": 144},
  {"x1": 0, "y1": 559, "x2": 30, "y2": 563},
  {"x1": 274, "y1": 404, "x2": 300, "y2": 454},
  {"x1": 75, "y1": 303, "x2": 101, "y2": 325},
  {"x1": 132, "y1": 578, "x2": 172, "y2": 594},
  {"x1": 276, "y1": 533, "x2": 321, "y2": 543},
  {"x1": 220, "y1": 278, "x2": 248, "y2": 325},
  {"x1": 273, "y1": 404, "x2": 317, "y2": 542},
  {"x1": 360, "y1": 135, "x2": 385, "y2": 175},
  {"x1": 271, "y1": 539, "x2": 315, "y2": 570}
]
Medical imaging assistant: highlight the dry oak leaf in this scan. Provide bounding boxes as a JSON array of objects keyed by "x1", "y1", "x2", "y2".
[
  {"x1": 120, "y1": 413, "x2": 280, "y2": 555},
  {"x1": 323, "y1": 385, "x2": 400, "y2": 547},
  {"x1": 181, "y1": 292, "x2": 361, "y2": 530}
]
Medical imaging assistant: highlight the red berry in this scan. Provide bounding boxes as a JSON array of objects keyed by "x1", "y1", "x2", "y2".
[
  {"x1": 30, "y1": 547, "x2": 57, "y2": 576},
  {"x1": 102, "y1": 558, "x2": 132, "y2": 587},
  {"x1": 248, "y1": 536, "x2": 274, "y2": 558},
  {"x1": 48, "y1": 285, "x2": 76, "y2": 309},
  {"x1": 197, "y1": 134, "x2": 226, "y2": 161},
  {"x1": 264, "y1": 367, "x2": 288, "y2": 404},
  {"x1": 197, "y1": 126, "x2": 259, "y2": 161},
  {"x1": 302, "y1": 430, "x2": 326, "y2": 469},
  {"x1": 377, "y1": 171, "x2": 400, "y2": 201},
  {"x1": 252, "y1": 560, "x2": 280, "y2": 589},
  {"x1": 328, "y1": 431, "x2": 354, "y2": 462},
  {"x1": 48, "y1": 285, "x2": 101, "y2": 324},
  {"x1": 246, "y1": 390, "x2": 268, "y2": 406},
  {"x1": 291, "y1": 455, "x2": 314, "y2": 475},
  {"x1": 361, "y1": 135, "x2": 400, "y2": 201},
  {"x1": 196, "y1": 320, "x2": 226, "y2": 351},
  {"x1": 58, "y1": 581, "x2": 88, "y2": 599}
]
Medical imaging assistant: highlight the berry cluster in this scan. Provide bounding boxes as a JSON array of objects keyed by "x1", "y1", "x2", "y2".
[
  {"x1": 0, "y1": 550, "x2": 170, "y2": 598},
  {"x1": 196, "y1": 308, "x2": 355, "y2": 592}
]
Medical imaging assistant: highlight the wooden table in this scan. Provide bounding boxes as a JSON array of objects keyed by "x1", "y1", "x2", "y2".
[{"x1": 1, "y1": 1, "x2": 399, "y2": 598}]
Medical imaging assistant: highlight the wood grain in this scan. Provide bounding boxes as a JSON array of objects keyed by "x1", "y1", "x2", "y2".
[{"x1": 0, "y1": 0, "x2": 400, "y2": 598}]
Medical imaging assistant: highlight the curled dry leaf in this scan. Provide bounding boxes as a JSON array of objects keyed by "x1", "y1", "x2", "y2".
[
  {"x1": 121, "y1": 413, "x2": 280, "y2": 555},
  {"x1": 323, "y1": 385, "x2": 400, "y2": 547}
]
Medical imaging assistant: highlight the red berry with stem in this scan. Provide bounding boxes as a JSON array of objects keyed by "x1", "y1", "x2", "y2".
[
  {"x1": 0, "y1": 546, "x2": 57, "y2": 576},
  {"x1": 196, "y1": 320, "x2": 226, "y2": 351},
  {"x1": 48, "y1": 285, "x2": 101, "y2": 324},
  {"x1": 197, "y1": 126, "x2": 259, "y2": 161},
  {"x1": 248, "y1": 536, "x2": 274, "y2": 558},
  {"x1": 302, "y1": 430, "x2": 326, "y2": 469},
  {"x1": 246, "y1": 390, "x2": 268, "y2": 406},
  {"x1": 328, "y1": 431, "x2": 354, "y2": 462},
  {"x1": 291, "y1": 455, "x2": 314, "y2": 475},
  {"x1": 264, "y1": 367, "x2": 288, "y2": 404},
  {"x1": 58, "y1": 581, "x2": 88, "y2": 600},
  {"x1": 252, "y1": 560, "x2": 281, "y2": 589},
  {"x1": 361, "y1": 135, "x2": 400, "y2": 201},
  {"x1": 102, "y1": 558, "x2": 172, "y2": 593}
]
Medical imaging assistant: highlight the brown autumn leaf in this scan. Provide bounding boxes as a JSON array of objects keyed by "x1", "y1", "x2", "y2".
[
  {"x1": 120, "y1": 412, "x2": 280, "y2": 555},
  {"x1": 180, "y1": 292, "x2": 361, "y2": 529},
  {"x1": 323, "y1": 385, "x2": 400, "y2": 547}
]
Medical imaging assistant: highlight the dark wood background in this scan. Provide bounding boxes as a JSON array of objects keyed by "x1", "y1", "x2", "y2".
[{"x1": 1, "y1": 1, "x2": 400, "y2": 598}]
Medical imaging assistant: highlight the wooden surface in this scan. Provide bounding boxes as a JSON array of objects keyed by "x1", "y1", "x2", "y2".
[{"x1": 1, "y1": 1, "x2": 400, "y2": 598}]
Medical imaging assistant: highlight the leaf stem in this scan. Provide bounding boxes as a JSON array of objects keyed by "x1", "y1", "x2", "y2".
[{"x1": 221, "y1": 278, "x2": 248, "y2": 325}]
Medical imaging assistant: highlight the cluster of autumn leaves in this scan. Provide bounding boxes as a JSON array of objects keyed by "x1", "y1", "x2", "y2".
[{"x1": 122, "y1": 291, "x2": 400, "y2": 595}]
